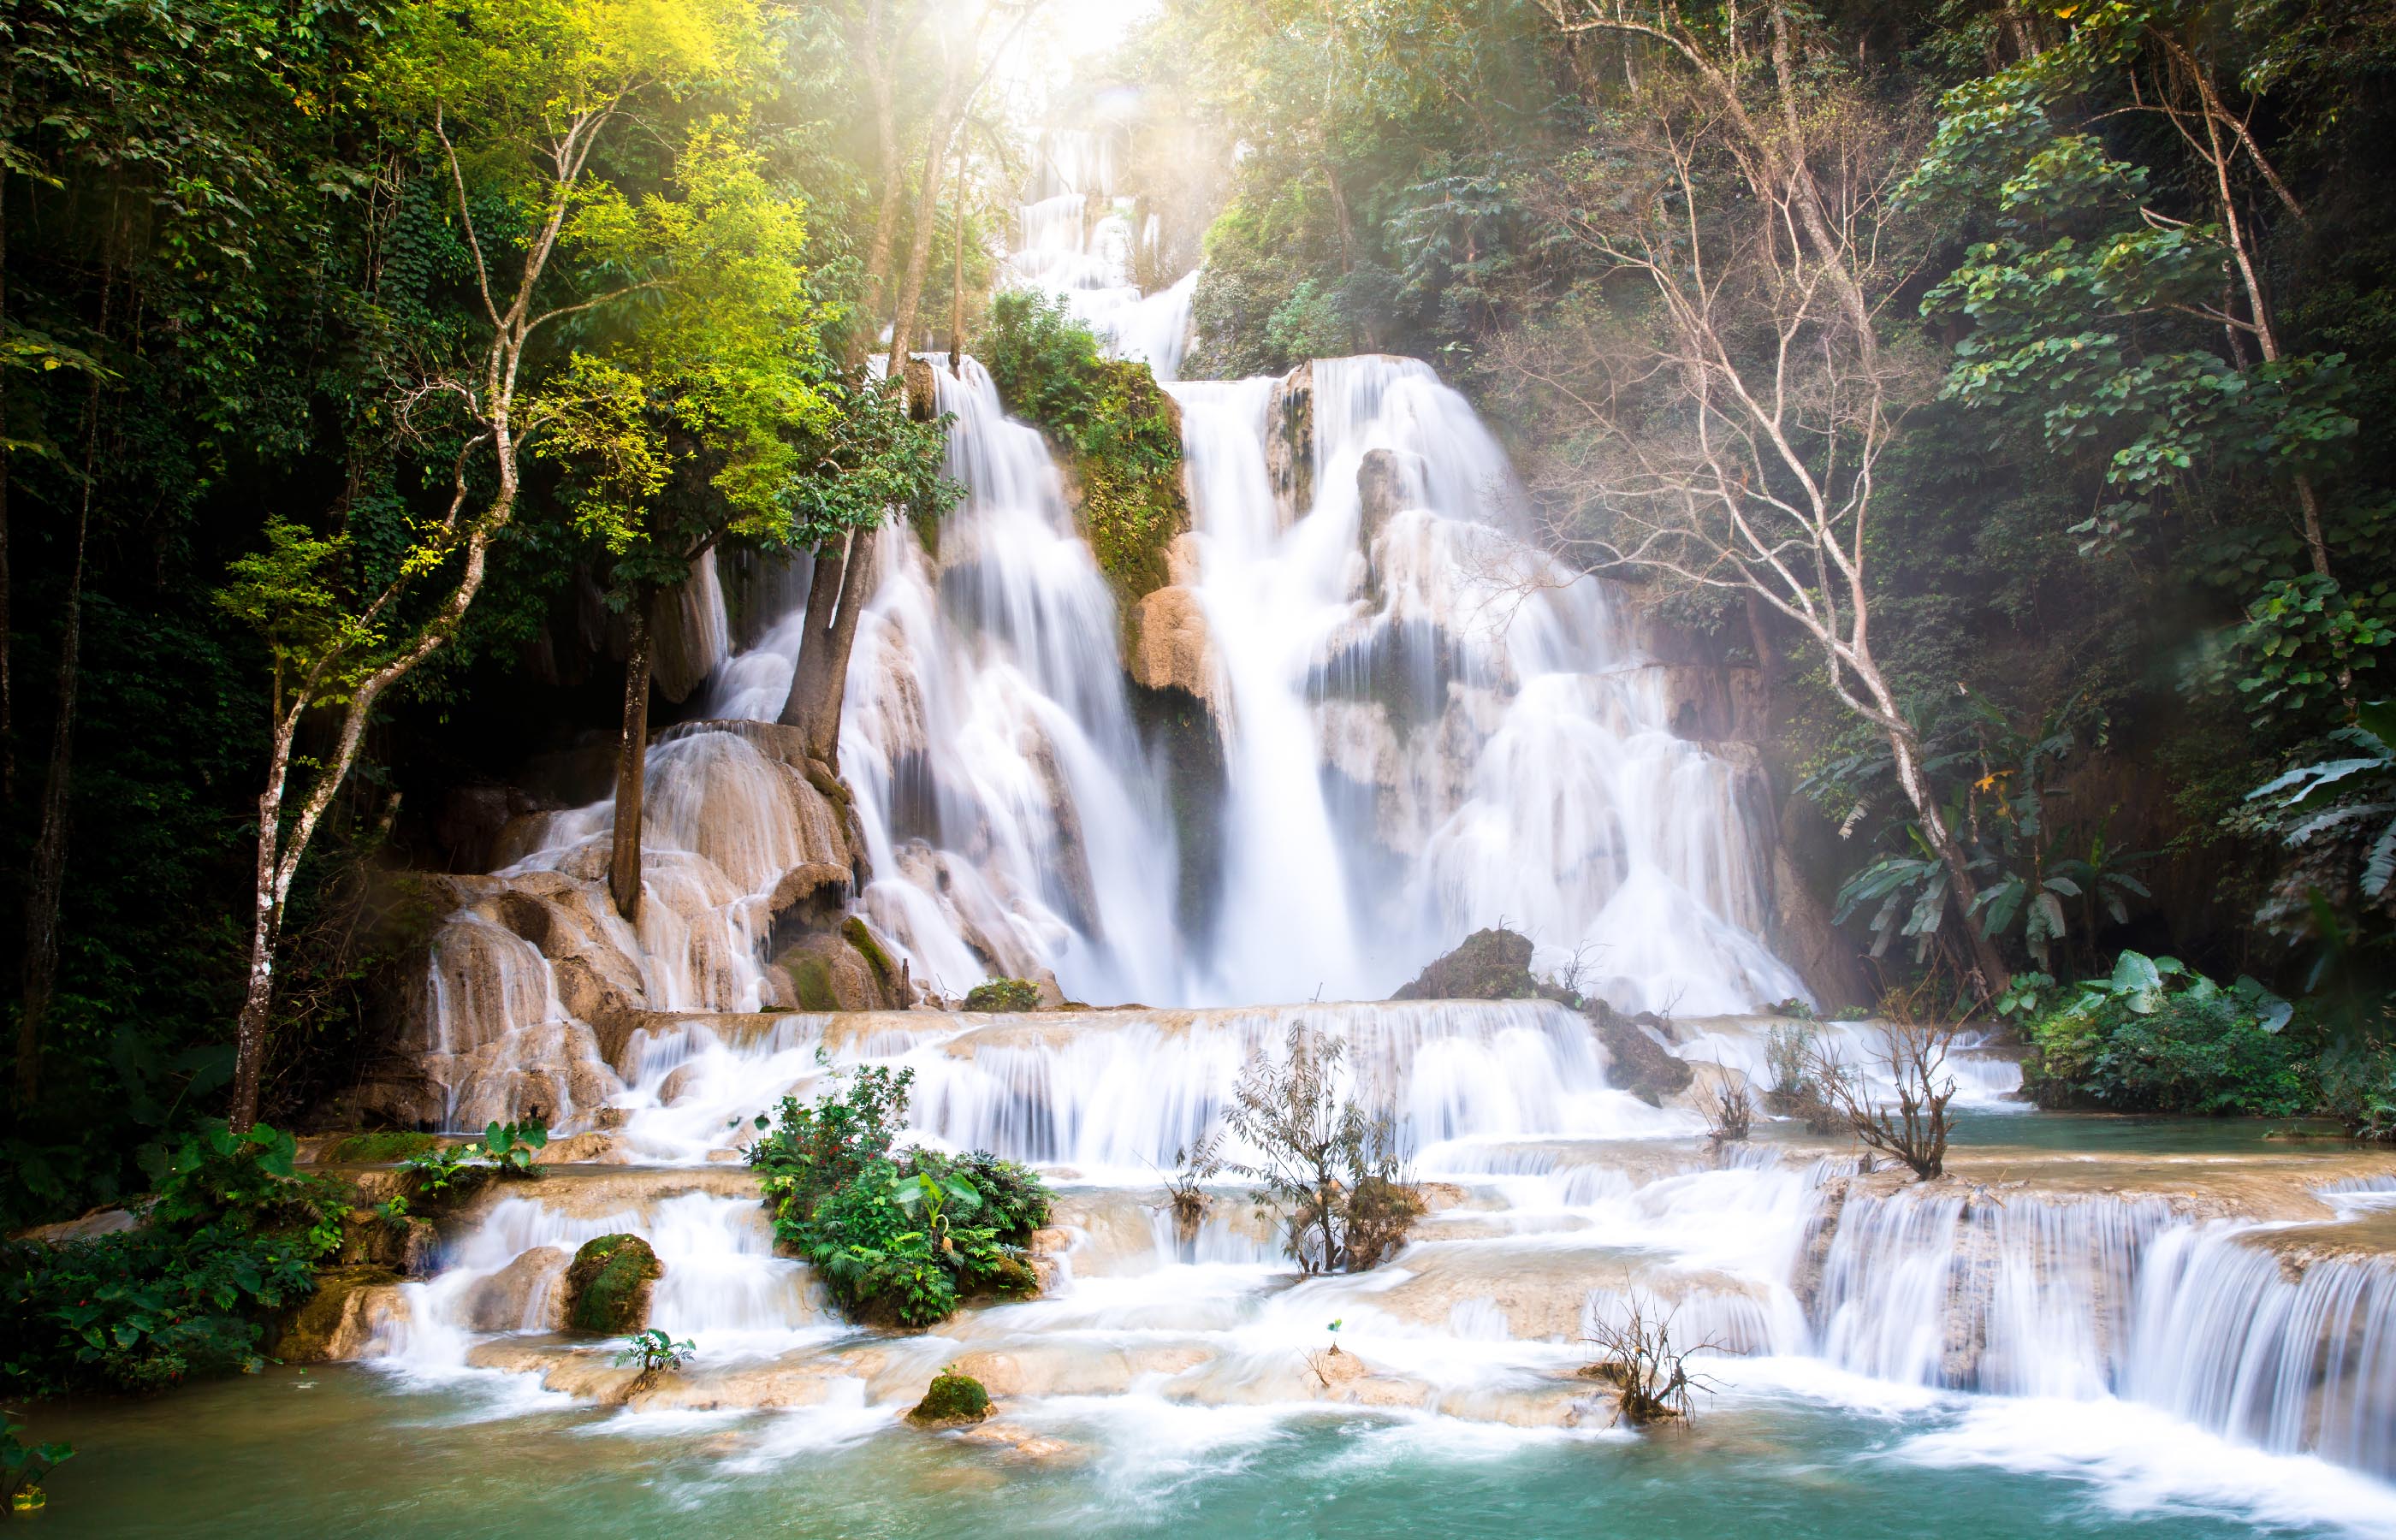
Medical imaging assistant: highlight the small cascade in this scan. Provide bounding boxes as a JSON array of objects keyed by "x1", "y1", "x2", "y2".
[{"x1": 1812, "y1": 1178, "x2": 2396, "y2": 1478}]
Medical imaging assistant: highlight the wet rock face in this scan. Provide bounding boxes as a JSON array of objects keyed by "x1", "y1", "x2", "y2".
[
  {"x1": 1586, "y1": 999, "x2": 1695, "y2": 1106},
  {"x1": 1127, "y1": 584, "x2": 1221, "y2": 714},
  {"x1": 1266, "y1": 360, "x2": 1314, "y2": 529},
  {"x1": 275, "y1": 1265, "x2": 405, "y2": 1363},
  {"x1": 1390, "y1": 927, "x2": 1539, "y2": 1002},
  {"x1": 563, "y1": 1233, "x2": 662, "y2": 1335}
]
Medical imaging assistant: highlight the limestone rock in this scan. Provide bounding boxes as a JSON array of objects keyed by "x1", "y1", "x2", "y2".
[
  {"x1": 772, "y1": 915, "x2": 910, "y2": 1012},
  {"x1": 1127, "y1": 585, "x2": 1220, "y2": 714},
  {"x1": 906, "y1": 1368, "x2": 993, "y2": 1428},
  {"x1": 563, "y1": 1233, "x2": 661, "y2": 1335},
  {"x1": 276, "y1": 1265, "x2": 404, "y2": 1363},
  {"x1": 903, "y1": 354, "x2": 940, "y2": 421},
  {"x1": 459, "y1": 1245, "x2": 567, "y2": 1331},
  {"x1": 1356, "y1": 447, "x2": 1426, "y2": 553},
  {"x1": 1391, "y1": 927, "x2": 1539, "y2": 1001},
  {"x1": 1586, "y1": 1000, "x2": 1695, "y2": 1105}
]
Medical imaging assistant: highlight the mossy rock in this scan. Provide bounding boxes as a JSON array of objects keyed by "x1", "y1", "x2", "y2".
[
  {"x1": 787, "y1": 952, "x2": 841, "y2": 1011},
  {"x1": 963, "y1": 978, "x2": 1041, "y2": 1012},
  {"x1": 1391, "y1": 927, "x2": 1538, "y2": 1002},
  {"x1": 967, "y1": 1253, "x2": 1040, "y2": 1300},
  {"x1": 327, "y1": 1130, "x2": 441, "y2": 1164},
  {"x1": 841, "y1": 916, "x2": 901, "y2": 993},
  {"x1": 906, "y1": 1368, "x2": 992, "y2": 1427},
  {"x1": 275, "y1": 1265, "x2": 401, "y2": 1363},
  {"x1": 563, "y1": 1233, "x2": 662, "y2": 1335}
]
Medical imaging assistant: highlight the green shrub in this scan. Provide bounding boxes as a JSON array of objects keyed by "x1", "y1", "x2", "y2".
[
  {"x1": 962, "y1": 978, "x2": 1041, "y2": 1013},
  {"x1": 747, "y1": 1066, "x2": 1050, "y2": 1329},
  {"x1": 0, "y1": 1122, "x2": 348, "y2": 1394},
  {"x1": 2024, "y1": 952, "x2": 2316, "y2": 1116}
]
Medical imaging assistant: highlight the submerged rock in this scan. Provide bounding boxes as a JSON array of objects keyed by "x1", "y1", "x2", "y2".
[
  {"x1": 563, "y1": 1233, "x2": 661, "y2": 1335},
  {"x1": 1390, "y1": 927, "x2": 1539, "y2": 1002}
]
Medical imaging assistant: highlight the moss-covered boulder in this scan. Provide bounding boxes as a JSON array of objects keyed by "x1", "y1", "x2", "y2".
[
  {"x1": 963, "y1": 978, "x2": 1041, "y2": 1012},
  {"x1": 771, "y1": 917, "x2": 910, "y2": 1011},
  {"x1": 1391, "y1": 927, "x2": 1539, "y2": 1001},
  {"x1": 563, "y1": 1233, "x2": 662, "y2": 1335},
  {"x1": 906, "y1": 1368, "x2": 993, "y2": 1428}
]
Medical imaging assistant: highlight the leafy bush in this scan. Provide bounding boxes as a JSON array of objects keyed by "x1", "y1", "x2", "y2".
[
  {"x1": 2023, "y1": 952, "x2": 2315, "y2": 1116},
  {"x1": 748, "y1": 1066, "x2": 1049, "y2": 1329},
  {"x1": 396, "y1": 1119, "x2": 548, "y2": 1209},
  {"x1": 0, "y1": 1122, "x2": 348, "y2": 1395},
  {"x1": 612, "y1": 1327, "x2": 695, "y2": 1377},
  {"x1": 961, "y1": 978, "x2": 1041, "y2": 1013},
  {"x1": 1226, "y1": 1022, "x2": 1423, "y2": 1273}
]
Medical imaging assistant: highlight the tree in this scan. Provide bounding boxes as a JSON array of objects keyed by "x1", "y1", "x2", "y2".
[
  {"x1": 1520, "y1": 0, "x2": 2013, "y2": 999},
  {"x1": 216, "y1": 0, "x2": 774, "y2": 1131},
  {"x1": 1906, "y1": 0, "x2": 2357, "y2": 585}
]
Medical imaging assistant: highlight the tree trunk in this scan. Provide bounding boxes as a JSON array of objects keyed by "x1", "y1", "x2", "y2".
[
  {"x1": 887, "y1": 115, "x2": 955, "y2": 369},
  {"x1": 848, "y1": 9, "x2": 907, "y2": 373},
  {"x1": 949, "y1": 148, "x2": 966, "y2": 373},
  {"x1": 610, "y1": 604, "x2": 652, "y2": 922},
  {"x1": 1884, "y1": 727, "x2": 2012, "y2": 1002},
  {"x1": 18, "y1": 468, "x2": 90, "y2": 1105},
  {"x1": 777, "y1": 530, "x2": 881, "y2": 768},
  {"x1": 1, "y1": 171, "x2": 13, "y2": 808}
]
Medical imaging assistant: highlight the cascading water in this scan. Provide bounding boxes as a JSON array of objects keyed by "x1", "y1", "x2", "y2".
[{"x1": 349, "y1": 125, "x2": 2396, "y2": 1538}]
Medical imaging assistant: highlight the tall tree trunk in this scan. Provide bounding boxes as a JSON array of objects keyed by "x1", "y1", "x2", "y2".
[
  {"x1": 949, "y1": 148, "x2": 966, "y2": 373},
  {"x1": 610, "y1": 604, "x2": 651, "y2": 922},
  {"x1": 848, "y1": 10, "x2": 907, "y2": 373},
  {"x1": 887, "y1": 114, "x2": 956, "y2": 368},
  {"x1": 777, "y1": 530, "x2": 881, "y2": 771},
  {"x1": 19, "y1": 431, "x2": 92, "y2": 1105}
]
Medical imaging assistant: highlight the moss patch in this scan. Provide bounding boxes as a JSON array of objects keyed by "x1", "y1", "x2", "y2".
[
  {"x1": 906, "y1": 1368, "x2": 992, "y2": 1427},
  {"x1": 841, "y1": 916, "x2": 899, "y2": 993},
  {"x1": 563, "y1": 1233, "x2": 662, "y2": 1335},
  {"x1": 326, "y1": 1131, "x2": 439, "y2": 1164},
  {"x1": 787, "y1": 954, "x2": 840, "y2": 1012},
  {"x1": 962, "y1": 978, "x2": 1041, "y2": 1012}
]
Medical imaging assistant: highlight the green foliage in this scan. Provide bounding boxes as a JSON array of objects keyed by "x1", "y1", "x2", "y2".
[
  {"x1": 746, "y1": 1067, "x2": 1047, "y2": 1329},
  {"x1": 961, "y1": 978, "x2": 1041, "y2": 1013},
  {"x1": 3, "y1": 1413, "x2": 74, "y2": 1516},
  {"x1": 2023, "y1": 952, "x2": 2311, "y2": 1115},
  {"x1": 0, "y1": 1122, "x2": 348, "y2": 1395},
  {"x1": 397, "y1": 1119, "x2": 548, "y2": 1205},
  {"x1": 981, "y1": 291, "x2": 1186, "y2": 605},
  {"x1": 1225, "y1": 1022, "x2": 1421, "y2": 1274},
  {"x1": 611, "y1": 1327, "x2": 696, "y2": 1376},
  {"x1": 326, "y1": 1132, "x2": 441, "y2": 1164},
  {"x1": 2242, "y1": 702, "x2": 2396, "y2": 947}
]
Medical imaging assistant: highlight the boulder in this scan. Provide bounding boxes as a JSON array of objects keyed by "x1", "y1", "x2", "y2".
[
  {"x1": 1127, "y1": 585, "x2": 1221, "y2": 714},
  {"x1": 1391, "y1": 927, "x2": 1539, "y2": 1001},
  {"x1": 903, "y1": 354, "x2": 940, "y2": 421},
  {"x1": 770, "y1": 915, "x2": 910, "y2": 1012},
  {"x1": 276, "y1": 1265, "x2": 405, "y2": 1363},
  {"x1": 563, "y1": 1233, "x2": 662, "y2": 1335},
  {"x1": 1586, "y1": 999, "x2": 1695, "y2": 1105},
  {"x1": 906, "y1": 1368, "x2": 993, "y2": 1428},
  {"x1": 460, "y1": 1245, "x2": 567, "y2": 1331}
]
